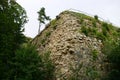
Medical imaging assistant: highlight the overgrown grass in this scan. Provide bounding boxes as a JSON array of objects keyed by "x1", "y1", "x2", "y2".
[
  {"x1": 92, "y1": 49, "x2": 98, "y2": 61},
  {"x1": 50, "y1": 19, "x2": 57, "y2": 30},
  {"x1": 40, "y1": 39, "x2": 45, "y2": 44},
  {"x1": 45, "y1": 31, "x2": 51, "y2": 37},
  {"x1": 80, "y1": 20, "x2": 119, "y2": 42},
  {"x1": 86, "y1": 66, "x2": 99, "y2": 80},
  {"x1": 69, "y1": 63, "x2": 83, "y2": 80},
  {"x1": 64, "y1": 11, "x2": 119, "y2": 42}
]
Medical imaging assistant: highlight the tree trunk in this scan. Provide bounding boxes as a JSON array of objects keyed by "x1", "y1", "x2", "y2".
[{"x1": 38, "y1": 23, "x2": 41, "y2": 34}]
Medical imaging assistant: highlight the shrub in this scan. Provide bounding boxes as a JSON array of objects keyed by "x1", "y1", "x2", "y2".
[
  {"x1": 102, "y1": 28, "x2": 108, "y2": 37},
  {"x1": 102, "y1": 22, "x2": 110, "y2": 32},
  {"x1": 69, "y1": 63, "x2": 83, "y2": 80},
  {"x1": 107, "y1": 41, "x2": 120, "y2": 66},
  {"x1": 41, "y1": 51, "x2": 55, "y2": 80},
  {"x1": 94, "y1": 15, "x2": 98, "y2": 20},
  {"x1": 51, "y1": 19, "x2": 57, "y2": 30},
  {"x1": 92, "y1": 21, "x2": 97, "y2": 27},
  {"x1": 40, "y1": 39, "x2": 45, "y2": 44},
  {"x1": 107, "y1": 69, "x2": 120, "y2": 80},
  {"x1": 88, "y1": 28, "x2": 97, "y2": 37},
  {"x1": 96, "y1": 32, "x2": 106, "y2": 41},
  {"x1": 103, "y1": 40, "x2": 120, "y2": 80},
  {"x1": 81, "y1": 26, "x2": 89, "y2": 36},
  {"x1": 86, "y1": 67, "x2": 99, "y2": 80},
  {"x1": 92, "y1": 49, "x2": 98, "y2": 61},
  {"x1": 45, "y1": 31, "x2": 51, "y2": 37},
  {"x1": 11, "y1": 44, "x2": 55, "y2": 80}
]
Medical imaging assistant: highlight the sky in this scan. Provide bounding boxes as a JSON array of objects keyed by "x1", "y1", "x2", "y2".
[{"x1": 16, "y1": 0, "x2": 120, "y2": 38}]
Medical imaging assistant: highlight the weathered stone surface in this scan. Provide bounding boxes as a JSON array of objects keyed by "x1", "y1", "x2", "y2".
[{"x1": 32, "y1": 11, "x2": 106, "y2": 80}]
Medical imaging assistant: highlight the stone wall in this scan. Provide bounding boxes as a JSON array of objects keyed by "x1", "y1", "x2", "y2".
[{"x1": 32, "y1": 11, "x2": 107, "y2": 80}]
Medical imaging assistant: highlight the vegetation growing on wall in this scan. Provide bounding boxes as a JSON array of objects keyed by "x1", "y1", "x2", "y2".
[
  {"x1": 50, "y1": 19, "x2": 58, "y2": 30},
  {"x1": 92, "y1": 49, "x2": 98, "y2": 61},
  {"x1": 62, "y1": 11, "x2": 119, "y2": 42},
  {"x1": 62, "y1": 10, "x2": 120, "y2": 80}
]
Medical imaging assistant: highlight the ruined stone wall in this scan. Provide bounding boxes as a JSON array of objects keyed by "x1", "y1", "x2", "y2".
[{"x1": 32, "y1": 11, "x2": 106, "y2": 80}]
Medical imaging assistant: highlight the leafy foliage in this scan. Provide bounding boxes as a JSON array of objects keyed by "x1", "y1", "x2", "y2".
[
  {"x1": 0, "y1": 0, "x2": 27, "y2": 79},
  {"x1": 81, "y1": 26, "x2": 89, "y2": 36},
  {"x1": 50, "y1": 19, "x2": 57, "y2": 30},
  {"x1": 38, "y1": 7, "x2": 51, "y2": 24},
  {"x1": 94, "y1": 15, "x2": 98, "y2": 20},
  {"x1": 45, "y1": 31, "x2": 51, "y2": 37},
  {"x1": 92, "y1": 49, "x2": 98, "y2": 61},
  {"x1": 37, "y1": 7, "x2": 51, "y2": 33},
  {"x1": 107, "y1": 42, "x2": 120, "y2": 65},
  {"x1": 12, "y1": 44, "x2": 43, "y2": 80},
  {"x1": 41, "y1": 51, "x2": 55, "y2": 80},
  {"x1": 86, "y1": 66, "x2": 99, "y2": 80},
  {"x1": 103, "y1": 40, "x2": 120, "y2": 80},
  {"x1": 10, "y1": 44, "x2": 55, "y2": 80},
  {"x1": 69, "y1": 63, "x2": 83, "y2": 80}
]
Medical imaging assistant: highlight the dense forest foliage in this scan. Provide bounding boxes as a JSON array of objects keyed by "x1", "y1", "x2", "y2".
[
  {"x1": 0, "y1": 0, "x2": 27, "y2": 79},
  {"x1": 0, "y1": 0, "x2": 54, "y2": 80}
]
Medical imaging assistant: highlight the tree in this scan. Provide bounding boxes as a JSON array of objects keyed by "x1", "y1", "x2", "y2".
[
  {"x1": 103, "y1": 38, "x2": 120, "y2": 80},
  {"x1": 0, "y1": 0, "x2": 27, "y2": 79},
  {"x1": 12, "y1": 44, "x2": 44, "y2": 80},
  {"x1": 37, "y1": 7, "x2": 51, "y2": 34},
  {"x1": 107, "y1": 41, "x2": 120, "y2": 80},
  {"x1": 10, "y1": 44, "x2": 55, "y2": 80}
]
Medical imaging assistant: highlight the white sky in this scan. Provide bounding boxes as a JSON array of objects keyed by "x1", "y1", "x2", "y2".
[{"x1": 16, "y1": 0, "x2": 120, "y2": 38}]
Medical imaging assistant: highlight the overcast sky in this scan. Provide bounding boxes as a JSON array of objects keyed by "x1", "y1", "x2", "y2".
[{"x1": 16, "y1": 0, "x2": 120, "y2": 38}]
